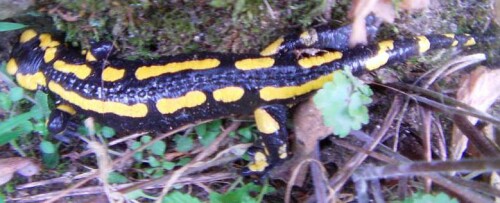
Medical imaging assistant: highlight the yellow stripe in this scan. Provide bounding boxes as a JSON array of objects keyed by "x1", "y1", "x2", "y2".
[
  {"x1": 44, "y1": 47, "x2": 57, "y2": 63},
  {"x1": 235, "y1": 57, "x2": 275, "y2": 70},
  {"x1": 443, "y1": 34, "x2": 458, "y2": 46},
  {"x1": 464, "y1": 37, "x2": 476, "y2": 46},
  {"x1": 53, "y1": 60, "x2": 92, "y2": 80},
  {"x1": 247, "y1": 152, "x2": 269, "y2": 172},
  {"x1": 16, "y1": 72, "x2": 46, "y2": 90},
  {"x1": 135, "y1": 59, "x2": 220, "y2": 80},
  {"x1": 48, "y1": 81, "x2": 148, "y2": 117},
  {"x1": 20, "y1": 29, "x2": 37, "y2": 43},
  {"x1": 213, "y1": 86, "x2": 245, "y2": 103},
  {"x1": 299, "y1": 29, "x2": 318, "y2": 46},
  {"x1": 298, "y1": 51, "x2": 343, "y2": 68},
  {"x1": 254, "y1": 108, "x2": 280, "y2": 134},
  {"x1": 56, "y1": 104, "x2": 76, "y2": 115},
  {"x1": 365, "y1": 40, "x2": 394, "y2": 71},
  {"x1": 416, "y1": 36, "x2": 430, "y2": 53},
  {"x1": 259, "y1": 73, "x2": 334, "y2": 101},
  {"x1": 38, "y1": 34, "x2": 60, "y2": 49},
  {"x1": 156, "y1": 91, "x2": 207, "y2": 114},
  {"x1": 260, "y1": 37, "x2": 284, "y2": 56},
  {"x1": 102, "y1": 67, "x2": 125, "y2": 82},
  {"x1": 6, "y1": 58, "x2": 18, "y2": 75},
  {"x1": 86, "y1": 52, "x2": 97, "y2": 62}
]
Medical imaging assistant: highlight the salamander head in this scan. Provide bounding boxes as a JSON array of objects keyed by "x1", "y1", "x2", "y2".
[{"x1": 7, "y1": 29, "x2": 61, "y2": 90}]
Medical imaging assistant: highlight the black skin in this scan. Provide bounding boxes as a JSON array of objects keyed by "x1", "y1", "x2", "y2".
[{"x1": 10, "y1": 15, "x2": 480, "y2": 176}]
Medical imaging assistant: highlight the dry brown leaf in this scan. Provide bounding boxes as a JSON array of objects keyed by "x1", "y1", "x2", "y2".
[
  {"x1": 348, "y1": 0, "x2": 430, "y2": 46},
  {"x1": 0, "y1": 157, "x2": 40, "y2": 185},
  {"x1": 451, "y1": 66, "x2": 500, "y2": 160},
  {"x1": 400, "y1": 0, "x2": 430, "y2": 11},
  {"x1": 272, "y1": 100, "x2": 332, "y2": 185}
]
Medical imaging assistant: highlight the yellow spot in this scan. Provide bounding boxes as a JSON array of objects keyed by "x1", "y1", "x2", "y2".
[
  {"x1": 299, "y1": 29, "x2": 318, "y2": 46},
  {"x1": 44, "y1": 47, "x2": 57, "y2": 63},
  {"x1": 254, "y1": 108, "x2": 280, "y2": 134},
  {"x1": 53, "y1": 60, "x2": 92, "y2": 80},
  {"x1": 365, "y1": 40, "x2": 394, "y2": 71},
  {"x1": 260, "y1": 73, "x2": 334, "y2": 101},
  {"x1": 156, "y1": 91, "x2": 207, "y2": 114},
  {"x1": 213, "y1": 86, "x2": 245, "y2": 103},
  {"x1": 416, "y1": 36, "x2": 430, "y2": 53},
  {"x1": 464, "y1": 37, "x2": 476, "y2": 46},
  {"x1": 443, "y1": 34, "x2": 458, "y2": 46},
  {"x1": 135, "y1": 59, "x2": 220, "y2": 80},
  {"x1": 38, "y1": 34, "x2": 60, "y2": 49},
  {"x1": 278, "y1": 145, "x2": 288, "y2": 159},
  {"x1": 298, "y1": 51, "x2": 343, "y2": 68},
  {"x1": 56, "y1": 104, "x2": 76, "y2": 115},
  {"x1": 102, "y1": 67, "x2": 125, "y2": 82},
  {"x1": 86, "y1": 52, "x2": 97, "y2": 62},
  {"x1": 48, "y1": 81, "x2": 148, "y2": 117},
  {"x1": 260, "y1": 37, "x2": 284, "y2": 56},
  {"x1": 16, "y1": 72, "x2": 46, "y2": 90},
  {"x1": 20, "y1": 29, "x2": 37, "y2": 43},
  {"x1": 6, "y1": 58, "x2": 18, "y2": 75},
  {"x1": 235, "y1": 57, "x2": 275, "y2": 70},
  {"x1": 247, "y1": 152, "x2": 269, "y2": 172}
]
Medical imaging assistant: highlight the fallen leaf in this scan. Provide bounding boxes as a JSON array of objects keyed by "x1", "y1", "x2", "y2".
[
  {"x1": 0, "y1": 157, "x2": 40, "y2": 185},
  {"x1": 272, "y1": 99, "x2": 332, "y2": 185},
  {"x1": 451, "y1": 66, "x2": 500, "y2": 160}
]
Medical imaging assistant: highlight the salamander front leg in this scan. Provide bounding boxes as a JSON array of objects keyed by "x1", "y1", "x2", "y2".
[
  {"x1": 243, "y1": 104, "x2": 290, "y2": 177},
  {"x1": 47, "y1": 104, "x2": 76, "y2": 135}
]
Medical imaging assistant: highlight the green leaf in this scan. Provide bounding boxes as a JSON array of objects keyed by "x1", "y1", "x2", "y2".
[
  {"x1": 0, "y1": 111, "x2": 34, "y2": 134},
  {"x1": 162, "y1": 161, "x2": 176, "y2": 170},
  {"x1": 125, "y1": 189, "x2": 156, "y2": 200},
  {"x1": 402, "y1": 192, "x2": 458, "y2": 203},
  {"x1": 209, "y1": 0, "x2": 230, "y2": 8},
  {"x1": 140, "y1": 135, "x2": 152, "y2": 143},
  {"x1": 148, "y1": 156, "x2": 160, "y2": 167},
  {"x1": 176, "y1": 157, "x2": 191, "y2": 166},
  {"x1": 163, "y1": 191, "x2": 202, "y2": 203},
  {"x1": 100, "y1": 126, "x2": 116, "y2": 138},
  {"x1": 196, "y1": 120, "x2": 221, "y2": 146},
  {"x1": 149, "y1": 140, "x2": 166, "y2": 156},
  {"x1": 108, "y1": 172, "x2": 128, "y2": 184},
  {"x1": 174, "y1": 135, "x2": 193, "y2": 152},
  {"x1": 0, "y1": 93, "x2": 12, "y2": 110},
  {"x1": 313, "y1": 70, "x2": 373, "y2": 137},
  {"x1": 209, "y1": 183, "x2": 263, "y2": 203},
  {"x1": 41, "y1": 150, "x2": 59, "y2": 169},
  {"x1": 237, "y1": 126, "x2": 254, "y2": 142},
  {"x1": 8, "y1": 87, "x2": 23, "y2": 102},
  {"x1": 40, "y1": 140, "x2": 56, "y2": 153},
  {"x1": 0, "y1": 122, "x2": 33, "y2": 146},
  {"x1": 0, "y1": 22, "x2": 26, "y2": 32},
  {"x1": 32, "y1": 91, "x2": 50, "y2": 120}
]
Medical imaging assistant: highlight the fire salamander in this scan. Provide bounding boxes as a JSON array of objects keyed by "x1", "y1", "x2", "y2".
[{"x1": 6, "y1": 21, "x2": 480, "y2": 176}]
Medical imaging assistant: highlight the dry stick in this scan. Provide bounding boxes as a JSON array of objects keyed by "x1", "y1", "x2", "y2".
[
  {"x1": 419, "y1": 108, "x2": 433, "y2": 193},
  {"x1": 311, "y1": 143, "x2": 328, "y2": 203},
  {"x1": 392, "y1": 82, "x2": 500, "y2": 126},
  {"x1": 401, "y1": 94, "x2": 500, "y2": 157},
  {"x1": 155, "y1": 121, "x2": 241, "y2": 202},
  {"x1": 374, "y1": 144, "x2": 497, "y2": 202},
  {"x1": 12, "y1": 173, "x2": 235, "y2": 203},
  {"x1": 452, "y1": 115, "x2": 500, "y2": 158},
  {"x1": 352, "y1": 158, "x2": 500, "y2": 203},
  {"x1": 328, "y1": 96, "x2": 403, "y2": 194},
  {"x1": 42, "y1": 123, "x2": 200, "y2": 203}
]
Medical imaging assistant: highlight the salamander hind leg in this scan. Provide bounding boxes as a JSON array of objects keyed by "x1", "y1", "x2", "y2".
[
  {"x1": 242, "y1": 104, "x2": 290, "y2": 177},
  {"x1": 47, "y1": 104, "x2": 76, "y2": 135}
]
